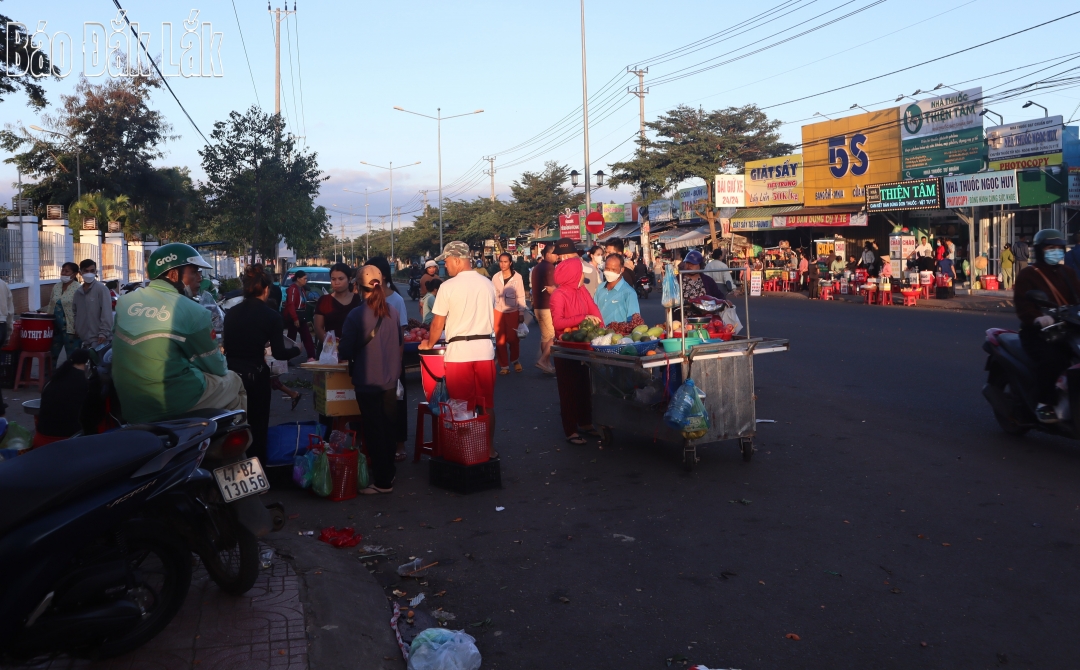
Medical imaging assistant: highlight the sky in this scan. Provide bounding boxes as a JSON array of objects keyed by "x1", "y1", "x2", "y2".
[{"x1": 4, "y1": 0, "x2": 1080, "y2": 240}]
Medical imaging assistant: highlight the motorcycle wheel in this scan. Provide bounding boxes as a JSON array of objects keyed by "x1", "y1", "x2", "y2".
[
  {"x1": 95, "y1": 528, "x2": 192, "y2": 659},
  {"x1": 200, "y1": 496, "x2": 260, "y2": 595},
  {"x1": 993, "y1": 383, "x2": 1030, "y2": 436},
  {"x1": 636, "y1": 286, "x2": 648, "y2": 300}
]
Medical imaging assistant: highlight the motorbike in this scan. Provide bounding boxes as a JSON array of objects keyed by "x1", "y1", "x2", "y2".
[
  {"x1": 982, "y1": 290, "x2": 1080, "y2": 438},
  {"x1": 408, "y1": 275, "x2": 421, "y2": 301},
  {"x1": 0, "y1": 419, "x2": 218, "y2": 661},
  {"x1": 635, "y1": 274, "x2": 652, "y2": 300}
]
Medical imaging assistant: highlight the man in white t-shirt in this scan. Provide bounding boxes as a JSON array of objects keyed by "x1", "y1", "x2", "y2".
[
  {"x1": 914, "y1": 236, "x2": 933, "y2": 259},
  {"x1": 421, "y1": 241, "x2": 498, "y2": 457}
]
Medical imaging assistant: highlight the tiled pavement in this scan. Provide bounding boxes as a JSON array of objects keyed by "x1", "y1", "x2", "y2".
[{"x1": 27, "y1": 552, "x2": 308, "y2": 670}]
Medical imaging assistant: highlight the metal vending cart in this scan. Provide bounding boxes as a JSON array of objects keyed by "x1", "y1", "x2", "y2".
[{"x1": 551, "y1": 264, "x2": 788, "y2": 470}]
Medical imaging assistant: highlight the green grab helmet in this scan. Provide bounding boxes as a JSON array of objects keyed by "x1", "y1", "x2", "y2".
[{"x1": 147, "y1": 243, "x2": 213, "y2": 279}]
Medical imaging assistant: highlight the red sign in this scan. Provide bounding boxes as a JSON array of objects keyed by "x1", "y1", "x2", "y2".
[
  {"x1": 559, "y1": 212, "x2": 581, "y2": 241},
  {"x1": 585, "y1": 211, "x2": 605, "y2": 234},
  {"x1": 773, "y1": 211, "x2": 867, "y2": 228}
]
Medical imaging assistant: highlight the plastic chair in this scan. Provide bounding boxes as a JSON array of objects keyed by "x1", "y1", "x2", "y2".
[
  {"x1": 879, "y1": 289, "x2": 893, "y2": 306},
  {"x1": 819, "y1": 285, "x2": 833, "y2": 301},
  {"x1": 902, "y1": 292, "x2": 918, "y2": 307},
  {"x1": 863, "y1": 288, "x2": 876, "y2": 305},
  {"x1": 14, "y1": 351, "x2": 51, "y2": 391},
  {"x1": 413, "y1": 402, "x2": 439, "y2": 462}
]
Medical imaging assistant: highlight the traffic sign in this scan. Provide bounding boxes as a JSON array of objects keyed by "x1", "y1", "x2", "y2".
[{"x1": 585, "y1": 211, "x2": 605, "y2": 234}]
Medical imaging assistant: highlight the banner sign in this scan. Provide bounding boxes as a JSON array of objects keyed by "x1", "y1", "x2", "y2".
[
  {"x1": 507, "y1": 238, "x2": 517, "y2": 252},
  {"x1": 802, "y1": 109, "x2": 902, "y2": 206},
  {"x1": 773, "y1": 211, "x2": 868, "y2": 227},
  {"x1": 1070, "y1": 167, "x2": 1080, "y2": 207},
  {"x1": 989, "y1": 153, "x2": 1062, "y2": 171},
  {"x1": 943, "y1": 169, "x2": 1017, "y2": 208},
  {"x1": 865, "y1": 177, "x2": 942, "y2": 211},
  {"x1": 900, "y1": 87, "x2": 984, "y2": 179},
  {"x1": 745, "y1": 154, "x2": 803, "y2": 206},
  {"x1": 749, "y1": 270, "x2": 762, "y2": 296},
  {"x1": 647, "y1": 199, "x2": 675, "y2": 223},
  {"x1": 558, "y1": 211, "x2": 581, "y2": 241},
  {"x1": 602, "y1": 203, "x2": 625, "y2": 223},
  {"x1": 987, "y1": 116, "x2": 1064, "y2": 161},
  {"x1": 715, "y1": 174, "x2": 745, "y2": 207},
  {"x1": 679, "y1": 185, "x2": 710, "y2": 217}
]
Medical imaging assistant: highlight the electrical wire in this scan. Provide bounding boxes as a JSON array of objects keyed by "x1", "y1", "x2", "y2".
[
  {"x1": 284, "y1": 11, "x2": 301, "y2": 140},
  {"x1": 291, "y1": 5, "x2": 309, "y2": 145},
  {"x1": 267, "y1": 10, "x2": 294, "y2": 126},
  {"x1": 230, "y1": 0, "x2": 261, "y2": 108}
]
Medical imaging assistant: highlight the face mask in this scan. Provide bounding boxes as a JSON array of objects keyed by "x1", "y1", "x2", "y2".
[
  {"x1": 603, "y1": 270, "x2": 621, "y2": 283},
  {"x1": 61, "y1": 275, "x2": 73, "y2": 284},
  {"x1": 184, "y1": 284, "x2": 198, "y2": 298},
  {"x1": 1044, "y1": 249, "x2": 1065, "y2": 265},
  {"x1": 81, "y1": 273, "x2": 96, "y2": 283},
  {"x1": 593, "y1": 255, "x2": 604, "y2": 266}
]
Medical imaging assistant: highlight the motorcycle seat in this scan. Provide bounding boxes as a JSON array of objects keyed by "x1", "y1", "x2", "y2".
[
  {"x1": 997, "y1": 332, "x2": 1034, "y2": 367},
  {"x1": 0, "y1": 431, "x2": 165, "y2": 536}
]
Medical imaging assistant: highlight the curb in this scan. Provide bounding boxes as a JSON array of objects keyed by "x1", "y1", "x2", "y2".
[{"x1": 752, "y1": 290, "x2": 1014, "y2": 314}]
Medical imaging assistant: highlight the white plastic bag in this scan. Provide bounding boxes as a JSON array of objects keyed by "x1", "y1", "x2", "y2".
[
  {"x1": 720, "y1": 306, "x2": 743, "y2": 335},
  {"x1": 516, "y1": 321, "x2": 529, "y2": 338},
  {"x1": 396, "y1": 379, "x2": 405, "y2": 400},
  {"x1": 407, "y1": 629, "x2": 481, "y2": 670},
  {"x1": 318, "y1": 332, "x2": 338, "y2": 364}
]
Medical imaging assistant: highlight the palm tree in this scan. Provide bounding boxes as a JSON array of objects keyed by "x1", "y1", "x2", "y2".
[{"x1": 68, "y1": 193, "x2": 110, "y2": 242}]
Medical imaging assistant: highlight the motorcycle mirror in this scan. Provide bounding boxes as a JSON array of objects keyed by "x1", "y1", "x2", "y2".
[{"x1": 1026, "y1": 290, "x2": 1054, "y2": 307}]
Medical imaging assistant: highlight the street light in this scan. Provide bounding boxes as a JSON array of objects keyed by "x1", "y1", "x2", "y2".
[
  {"x1": 29, "y1": 125, "x2": 81, "y2": 201},
  {"x1": 358, "y1": 160, "x2": 420, "y2": 259},
  {"x1": 394, "y1": 106, "x2": 484, "y2": 250},
  {"x1": 850, "y1": 103, "x2": 871, "y2": 113},
  {"x1": 1023, "y1": 101, "x2": 1049, "y2": 118},
  {"x1": 979, "y1": 108, "x2": 1003, "y2": 126},
  {"x1": 344, "y1": 186, "x2": 388, "y2": 262},
  {"x1": 570, "y1": 170, "x2": 580, "y2": 187}
]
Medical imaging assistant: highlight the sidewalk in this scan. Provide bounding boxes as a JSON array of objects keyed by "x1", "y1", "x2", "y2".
[{"x1": 753, "y1": 288, "x2": 1014, "y2": 313}]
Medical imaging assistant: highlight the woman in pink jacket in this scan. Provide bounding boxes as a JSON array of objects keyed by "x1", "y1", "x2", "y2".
[{"x1": 550, "y1": 257, "x2": 603, "y2": 444}]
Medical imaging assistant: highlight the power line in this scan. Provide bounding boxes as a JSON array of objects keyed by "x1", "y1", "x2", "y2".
[
  {"x1": 230, "y1": 0, "x2": 261, "y2": 107},
  {"x1": 284, "y1": 7, "x2": 301, "y2": 137},
  {"x1": 291, "y1": 6, "x2": 309, "y2": 143},
  {"x1": 109, "y1": 0, "x2": 209, "y2": 144}
]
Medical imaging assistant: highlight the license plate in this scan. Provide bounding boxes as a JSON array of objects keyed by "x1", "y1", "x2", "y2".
[{"x1": 213, "y1": 458, "x2": 269, "y2": 502}]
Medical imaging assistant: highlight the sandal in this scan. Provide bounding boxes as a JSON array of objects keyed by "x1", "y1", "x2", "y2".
[
  {"x1": 579, "y1": 425, "x2": 602, "y2": 438},
  {"x1": 394, "y1": 451, "x2": 408, "y2": 462},
  {"x1": 535, "y1": 362, "x2": 556, "y2": 375},
  {"x1": 498, "y1": 367, "x2": 509, "y2": 375},
  {"x1": 566, "y1": 434, "x2": 587, "y2": 445},
  {"x1": 359, "y1": 485, "x2": 393, "y2": 495},
  {"x1": 291, "y1": 393, "x2": 303, "y2": 411},
  {"x1": 512, "y1": 362, "x2": 523, "y2": 373}
]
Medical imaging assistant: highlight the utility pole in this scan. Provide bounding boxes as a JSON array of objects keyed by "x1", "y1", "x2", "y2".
[
  {"x1": 579, "y1": 0, "x2": 592, "y2": 216},
  {"x1": 339, "y1": 222, "x2": 346, "y2": 264},
  {"x1": 483, "y1": 156, "x2": 497, "y2": 203},
  {"x1": 393, "y1": 207, "x2": 401, "y2": 259},
  {"x1": 419, "y1": 190, "x2": 429, "y2": 213},
  {"x1": 627, "y1": 67, "x2": 649, "y2": 146},
  {"x1": 268, "y1": 3, "x2": 296, "y2": 117}
]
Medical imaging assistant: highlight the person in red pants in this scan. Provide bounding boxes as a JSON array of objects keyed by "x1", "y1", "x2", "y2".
[
  {"x1": 549, "y1": 256, "x2": 603, "y2": 445},
  {"x1": 492, "y1": 252, "x2": 525, "y2": 374}
]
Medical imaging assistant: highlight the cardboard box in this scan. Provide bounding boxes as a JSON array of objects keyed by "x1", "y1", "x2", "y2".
[{"x1": 305, "y1": 363, "x2": 360, "y2": 417}]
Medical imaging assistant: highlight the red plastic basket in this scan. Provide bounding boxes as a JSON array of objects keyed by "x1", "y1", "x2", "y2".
[
  {"x1": 326, "y1": 449, "x2": 359, "y2": 501},
  {"x1": 437, "y1": 402, "x2": 492, "y2": 466}
]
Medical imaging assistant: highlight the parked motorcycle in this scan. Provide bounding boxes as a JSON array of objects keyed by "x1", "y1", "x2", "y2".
[
  {"x1": 408, "y1": 275, "x2": 421, "y2": 301},
  {"x1": 982, "y1": 290, "x2": 1080, "y2": 437}
]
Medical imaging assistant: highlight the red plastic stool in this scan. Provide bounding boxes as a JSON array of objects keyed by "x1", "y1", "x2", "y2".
[
  {"x1": 413, "y1": 402, "x2": 440, "y2": 462},
  {"x1": 14, "y1": 351, "x2": 51, "y2": 390},
  {"x1": 902, "y1": 292, "x2": 918, "y2": 307},
  {"x1": 879, "y1": 289, "x2": 893, "y2": 305},
  {"x1": 819, "y1": 285, "x2": 833, "y2": 301},
  {"x1": 863, "y1": 288, "x2": 876, "y2": 304}
]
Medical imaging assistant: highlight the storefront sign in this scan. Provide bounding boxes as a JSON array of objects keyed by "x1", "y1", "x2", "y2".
[
  {"x1": 602, "y1": 203, "x2": 625, "y2": 223},
  {"x1": 900, "y1": 87, "x2": 984, "y2": 179},
  {"x1": 989, "y1": 153, "x2": 1062, "y2": 171},
  {"x1": 865, "y1": 177, "x2": 942, "y2": 211},
  {"x1": 745, "y1": 154, "x2": 803, "y2": 206},
  {"x1": 558, "y1": 211, "x2": 581, "y2": 241},
  {"x1": 715, "y1": 174, "x2": 745, "y2": 207},
  {"x1": 648, "y1": 199, "x2": 675, "y2": 223},
  {"x1": 749, "y1": 270, "x2": 762, "y2": 297},
  {"x1": 507, "y1": 238, "x2": 517, "y2": 252},
  {"x1": 773, "y1": 211, "x2": 868, "y2": 227},
  {"x1": 1069, "y1": 167, "x2": 1080, "y2": 207},
  {"x1": 942, "y1": 169, "x2": 1017, "y2": 208},
  {"x1": 679, "y1": 185, "x2": 710, "y2": 217},
  {"x1": 987, "y1": 116, "x2": 1063, "y2": 160},
  {"x1": 802, "y1": 109, "x2": 902, "y2": 206}
]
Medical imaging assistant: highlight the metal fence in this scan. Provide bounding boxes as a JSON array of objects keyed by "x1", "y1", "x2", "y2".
[
  {"x1": 73, "y1": 242, "x2": 100, "y2": 270},
  {"x1": 0, "y1": 228, "x2": 23, "y2": 284},
  {"x1": 38, "y1": 231, "x2": 63, "y2": 280},
  {"x1": 102, "y1": 243, "x2": 124, "y2": 281},
  {"x1": 127, "y1": 249, "x2": 144, "y2": 283}
]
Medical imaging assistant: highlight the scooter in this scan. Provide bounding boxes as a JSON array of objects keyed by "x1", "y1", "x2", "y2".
[
  {"x1": 408, "y1": 275, "x2": 421, "y2": 301},
  {"x1": 636, "y1": 274, "x2": 652, "y2": 300},
  {"x1": 982, "y1": 290, "x2": 1080, "y2": 438},
  {"x1": 0, "y1": 419, "x2": 218, "y2": 661}
]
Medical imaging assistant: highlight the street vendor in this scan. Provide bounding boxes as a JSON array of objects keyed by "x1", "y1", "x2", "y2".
[
  {"x1": 550, "y1": 256, "x2": 603, "y2": 446},
  {"x1": 594, "y1": 254, "x2": 641, "y2": 325},
  {"x1": 680, "y1": 250, "x2": 726, "y2": 300}
]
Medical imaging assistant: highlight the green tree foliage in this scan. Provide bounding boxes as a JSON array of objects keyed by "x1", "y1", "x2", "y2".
[
  {"x1": 199, "y1": 106, "x2": 328, "y2": 262},
  {"x1": 506, "y1": 161, "x2": 583, "y2": 236},
  {"x1": 0, "y1": 10, "x2": 59, "y2": 109},
  {"x1": 608, "y1": 104, "x2": 792, "y2": 201}
]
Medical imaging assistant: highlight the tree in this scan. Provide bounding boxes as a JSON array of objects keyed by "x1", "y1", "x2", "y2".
[
  {"x1": 199, "y1": 106, "x2": 328, "y2": 262},
  {"x1": 506, "y1": 161, "x2": 583, "y2": 235},
  {"x1": 0, "y1": 10, "x2": 59, "y2": 109},
  {"x1": 608, "y1": 104, "x2": 792, "y2": 246}
]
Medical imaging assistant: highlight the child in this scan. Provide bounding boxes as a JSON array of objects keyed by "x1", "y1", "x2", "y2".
[{"x1": 420, "y1": 278, "x2": 441, "y2": 326}]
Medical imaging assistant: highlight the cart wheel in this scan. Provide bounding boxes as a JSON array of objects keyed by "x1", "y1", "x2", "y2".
[
  {"x1": 682, "y1": 443, "x2": 699, "y2": 471},
  {"x1": 740, "y1": 437, "x2": 754, "y2": 462},
  {"x1": 599, "y1": 426, "x2": 613, "y2": 447}
]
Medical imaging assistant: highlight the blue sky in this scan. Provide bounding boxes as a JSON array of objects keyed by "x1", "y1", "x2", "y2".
[{"x1": 4, "y1": 0, "x2": 1080, "y2": 238}]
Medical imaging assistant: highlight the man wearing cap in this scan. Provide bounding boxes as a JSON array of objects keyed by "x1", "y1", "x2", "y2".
[
  {"x1": 420, "y1": 241, "x2": 498, "y2": 457},
  {"x1": 531, "y1": 242, "x2": 558, "y2": 374},
  {"x1": 419, "y1": 260, "x2": 440, "y2": 297},
  {"x1": 112, "y1": 243, "x2": 247, "y2": 423}
]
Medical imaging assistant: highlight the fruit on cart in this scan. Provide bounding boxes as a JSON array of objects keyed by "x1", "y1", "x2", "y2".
[
  {"x1": 646, "y1": 326, "x2": 665, "y2": 339},
  {"x1": 619, "y1": 345, "x2": 638, "y2": 356},
  {"x1": 404, "y1": 327, "x2": 429, "y2": 343}
]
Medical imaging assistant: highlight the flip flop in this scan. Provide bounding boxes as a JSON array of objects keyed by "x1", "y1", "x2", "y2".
[
  {"x1": 359, "y1": 485, "x2": 393, "y2": 495},
  {"x1": 566, "y1": 434, "x2": 587, "y2": 445},
  {"x1": 291, "y1": 393, "x2": 303, "y2": 411},
  {"x1": 513, "y1": 362, "x2": 523, "y2": 373},
  {"x1": 535, "y1": 362, "x2": 556, "y2": 375},
  {"x1": 394, "y1": 452, "x2": 408, "y2": 462}
]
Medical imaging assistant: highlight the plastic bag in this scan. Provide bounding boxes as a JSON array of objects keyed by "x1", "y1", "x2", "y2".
[
  {"x1": 396, "y1": 379, "x2": 405, "y2": 401},
  {"x1": 357, "y1": 452, "x2": 371, "y2": 489},
  {"x1": 292, "y1": 450, "x2": 316, "y2": 488},
  {"x1": 318, "y1": 332, "x2": 338, "y2": 364},
  {"x1": 407, "y1": 628, "x2": 482, "y2": 670},
  {"x1": 311, "y1": 450, "x2": 332, "y2": 497},
  {"x1": 516, "y1": 322, "x2": 529, "y2": 338},
  {"x1": 429, "y1": 376, "x2": 449, "y2": 415},
  {"x1": 720, "y1": 306, "x2": 743, "y2": 335},
  {"x1": 663, "y1": 379, "x2": 710, "y2": 433},
  {"x1": 447, "y1": 399, "x2": 475, "y2": 421},
  {"x1": 318, "y1": 526, "x2": 363, "y2": 548},
  {"x1": 661, "y1": 264, "x2": 680, "y2": 308}
]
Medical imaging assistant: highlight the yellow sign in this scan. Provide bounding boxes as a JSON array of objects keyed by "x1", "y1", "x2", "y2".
[
  {"x1": 989, "y1": 153, "x2": 1062, "y2": 171},
  {"x1": 745, "y1": 154, "x2": 803, "y2": 206},
  {"x1": 802, "y1": 109, "x2": 902, "y2": 206}
]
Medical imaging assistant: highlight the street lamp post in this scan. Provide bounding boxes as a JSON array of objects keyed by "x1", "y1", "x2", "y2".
[
  {"x1": 579, "y1": 0, "x2": 592, "y2": 218},
  {"x1": 359, "y1": 160, "x2": 420, "y2": 260},
  {"x1": 979, "y1": 108, "x2": 1003, "y2": 126},
  {"x1": 1023, "y1": 101, "x2": 1049, "y2": 118},
  {"x1": 393, "y1": 106, "x2": 484, "y2": 250},
  {"x1": 345, "y1": 186, "x2": 388, "y2": 263},
  {"x1": 30, "y1": 125, "x2": 81, "y2": 201}
]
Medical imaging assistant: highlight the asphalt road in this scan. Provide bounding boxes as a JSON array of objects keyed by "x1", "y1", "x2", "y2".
[{"x1": 276, "y1": 292, "x2": 1080, "y2": 669}]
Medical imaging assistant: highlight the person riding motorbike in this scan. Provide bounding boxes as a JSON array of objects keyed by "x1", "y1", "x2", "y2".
[
  {"x1": 1013, "y1": 229, "x2": 1080, "y2": 423},
  {"x1": 112, "y1": 243, "x2": 248, "y2": 423}
]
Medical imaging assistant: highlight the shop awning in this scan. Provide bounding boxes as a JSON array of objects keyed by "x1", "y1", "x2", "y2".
[
  {"x1": 729, "y1": 205, "x2": 802, "y2": 231},
  {"x1": 597, "y1": 223, "x2": 639, "y2": 242},
  {"x1": 771, "y1": 205, "x2": 867, "y2": 228},
  {"x1": 664, "y1": 225, "x2": 717, "y2": 250}
]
